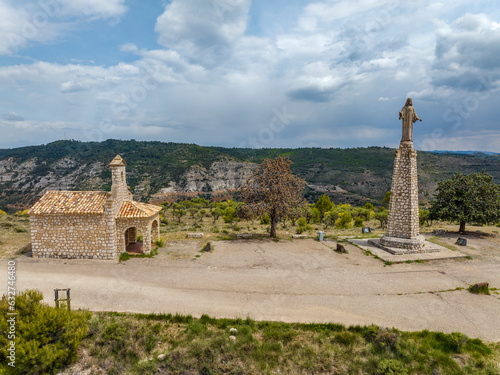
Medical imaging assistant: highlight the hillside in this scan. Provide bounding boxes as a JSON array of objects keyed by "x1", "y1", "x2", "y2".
[{"x1": 0, "y1": 140, "x2": 499, "y2": 212}]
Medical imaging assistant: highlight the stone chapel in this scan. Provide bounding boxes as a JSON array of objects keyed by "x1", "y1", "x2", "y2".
[{"x1": 29, "y1": 155, "x2": 161, "y2": 259}]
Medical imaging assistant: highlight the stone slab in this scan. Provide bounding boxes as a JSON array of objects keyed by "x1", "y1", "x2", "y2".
[{"x1": 348, "y1": 238, "x2": 468, "y2": 263}]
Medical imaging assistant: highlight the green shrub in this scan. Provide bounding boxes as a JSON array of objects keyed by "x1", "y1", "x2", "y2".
[
  {"x1": 296, "y1": 217, "x2": 313, "y2": 234},
  {"x1": 354, "y1": 216, "x2": 364, "y2": 227},
  {"x1": 119, "y1": 252, "x2": 131, "y2": 262},
  {"x1": 297, "y1": 217, "x2": 308, "y2": 227},
  {"x1": 260, "y1": 214, "x2": 270, "y2": 225},
  {"x1": 223, "y1": 207, "x2": 236, "y2": 223},
  {"x1": 232, "y1": 224, "x2": 241, "y2": 232},
  {"x1": 334, "y1": 212, "x2": 353, "y2": 229},
  {"x1": 136, "y1": 235, "x2": 143, "y2": 242},
  {"x1": 469, "y1": 283, "x2": 489, "y2": 295},
  {"x1": 377, "y1": 359, "x2": 408, "y2": 375},
  {"x1": 154, "y1": 237, "x2": 165, "y2": 248},
  {"x1": 0, "y1": 289, "x2": 90, "y2": 375}
]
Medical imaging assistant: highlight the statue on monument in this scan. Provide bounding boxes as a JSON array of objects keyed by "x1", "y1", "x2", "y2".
[{"x1": 399, "y1": 98, "x2": 422, "y2": 142}]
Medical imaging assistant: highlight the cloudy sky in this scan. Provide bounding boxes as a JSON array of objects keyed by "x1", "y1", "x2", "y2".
[{"x1": 0, "y1": 0, "x2": 499, "y2": 151}]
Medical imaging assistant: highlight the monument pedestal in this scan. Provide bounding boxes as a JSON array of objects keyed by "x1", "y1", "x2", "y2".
[
  {"x1": 379, "y1": 234, "x2": 425, "y2": 251},
  {"x1": 380, "y1": 141, "x2": 428, "y2": 253}
]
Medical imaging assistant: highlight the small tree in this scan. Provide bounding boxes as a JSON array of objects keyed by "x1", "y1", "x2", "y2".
[
  {"x1": 375, "y1": 208, "x2": 389, "y2": 229},
  {"x1": 172, "y1": 203, "x2": 186, "y2": 223},
  {"x1": 223, "y1": 207, "x2": 236, "y2": 223},
  {"x1": 363, "y1": 202, "x2": 374, "y2": 210},
  {"x1": 241, "y1": 157, "x2": 306, "y2": 237},
  {"x1": 430, "y1": 172, "x2": 500, "y2": 233},
  {"x1": 211, "y1": 208, "x2": 223, "y2": 224},
  {"x1": 419, "y1": 208, "x2": 430, "y2": 226},
  {"x1": 315, "y1": 194, "x2": 333, "y2": 221},
  {"x1": 382, "y1": 191, "x2": 391, "y2": 208}
]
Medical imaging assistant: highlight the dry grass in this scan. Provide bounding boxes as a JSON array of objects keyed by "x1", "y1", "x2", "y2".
[{"x1": 0, "y1": 214, "x2": 31, "y2": 258}]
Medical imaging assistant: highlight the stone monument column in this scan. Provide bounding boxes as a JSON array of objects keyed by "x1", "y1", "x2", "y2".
[{"x1": 380, "y1": 98, "x2": 425, "y2": 251}]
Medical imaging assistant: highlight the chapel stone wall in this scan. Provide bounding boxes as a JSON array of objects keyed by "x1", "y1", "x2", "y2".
[{"x1": 31, "y1": 214, "x2": 115, "y2": 259}]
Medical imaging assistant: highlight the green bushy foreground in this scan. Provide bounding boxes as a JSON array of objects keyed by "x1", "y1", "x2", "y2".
[
  {"x1": 1, "y1": 292, "x2": 499, "y2": 374},
  {"x1": 0, "y1": 290, "x2": 90, "y2": 375},
  {"x1": 79, "y1": 313, "x2": 500, "y2": 374}
]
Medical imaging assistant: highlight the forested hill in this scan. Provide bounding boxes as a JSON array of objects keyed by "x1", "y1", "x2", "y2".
[{"x1": 0, "y1": 140, "x2": 499, "y2": 212}]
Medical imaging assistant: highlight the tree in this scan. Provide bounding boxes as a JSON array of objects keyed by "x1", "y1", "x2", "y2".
[
  {"x1": 375, "y1": 208, "x2": 388, "y2": 229},
  {"x1": 429, "y1": 172, "x2": 500, "y2": 233},
  {"x1": 241, "y1": 156, "x2": 307, "y2": 237},
  {"x1": 419, "y1": 208, "x2": 430, "y2": 226},
  {"x1": 223, "y1": 206, "x2": 236, "y2": 223},
  {"x1": 211, "y1": 208, "x2": 224, "y2": 224},
  {"x1": 382, "y1": 191, "x2": 391, "y2": 208},
  {"x1": 172, "y1": 203, "x2": 186, "y2": 223},
  {"x1": 363, "y1": 202, "x2": 374, "y2": 210},
  {"x1": 315, "y1": 194, "x2": 333, "y2": 220}
]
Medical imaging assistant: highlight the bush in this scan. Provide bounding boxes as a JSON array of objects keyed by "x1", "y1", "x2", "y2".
[
  {"x1": 155, "y1": 237, "x2": 165, "y2": 248},
  {"x1": 14, "y1": 209, "x2": 29, "y2": 217},
  {"x1": 0, "y1": 209, "x2": 6, "y2": 215},
  {"x1": 334, "y1": 212, "x2": 353, "y2": 229},
  {"x1": 377, "y1": 359, "x2": 408, "y2": 375},
  {"x1": 297, "y1": 217, "x2": 308, "y2": 227},
  {"x1": 354, "y1": 217, "x2": 364, "y2": 227},
  {"x1": 0, "y1": 289, "x2": 90, "y2": 375},
  {"x1": 296, "y1": 217, "x2": 313, "y2": 234},
  {"x1": 469, "y1": 283, "x2": 489, "y2": 295},
  {"x1": 260, "y1": 214, "x2": 270, "y2": 225},
  {"x1": 119, "y1": 252, "x2": 131, "y2": 262},
  {"x1": 232, "y1": 224, "x2": 241, "y2": 232},
  {"x1": 223, "y1": 207, "x2": 236, "y2": 223}
]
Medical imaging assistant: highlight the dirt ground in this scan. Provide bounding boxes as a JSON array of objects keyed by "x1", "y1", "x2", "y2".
[{"x1": 2, "y1": 230, "x2": 499, "y2": 342}]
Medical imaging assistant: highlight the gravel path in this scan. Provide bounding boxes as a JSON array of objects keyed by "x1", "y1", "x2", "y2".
[{"x1": 2, "y1": 234, "x2": 499, "y2": 342}]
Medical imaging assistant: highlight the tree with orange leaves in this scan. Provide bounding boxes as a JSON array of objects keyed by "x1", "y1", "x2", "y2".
[{"x1": 241, "y1": 156, "x2": 307, "y2": 237}]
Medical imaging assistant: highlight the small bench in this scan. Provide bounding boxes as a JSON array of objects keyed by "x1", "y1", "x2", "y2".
[
  {"x1": 187, "y1": 233, "x2": 204, "y2": 238},
  {"x1": 292, "y1": 234, "x2": 308, "y2": 239}
]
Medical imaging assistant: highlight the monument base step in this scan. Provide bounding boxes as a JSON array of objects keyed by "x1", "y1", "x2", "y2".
[
  {"x1": 370, "y1": 237, "x2": 439, "y2": 255},
  {"x1": 349, "y1": 238, "x2": 467, "y2": 263}
]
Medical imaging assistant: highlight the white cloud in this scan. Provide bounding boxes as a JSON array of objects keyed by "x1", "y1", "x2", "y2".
[
  {"x1": 2, "y1": 112, "x2": 24, "y2": 121},
  {"x1": 1, "y1": 1, "x2": 500, "y2": 151},
  {"x1": 155, "y1": 0, "x2": 250, "y2": 67},
  {"x1": 58, "y1": 0, "x2": 127, "y2": 18},
  {"x1": 0, "y1": 1, "x2": 62, "y2": 54},
  {"x1": 0, "y1": 0, "x2": 127, "y2": 55}
]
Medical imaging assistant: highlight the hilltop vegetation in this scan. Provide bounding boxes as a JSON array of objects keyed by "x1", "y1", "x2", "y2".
[{"x1": 0, "y1": 140, "x2": 499, "y2": 212}]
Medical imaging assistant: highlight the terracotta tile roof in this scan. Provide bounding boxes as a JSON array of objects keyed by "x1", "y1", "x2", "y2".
[
  {"x1": 117, "y1": 200, "x2": 161, "y2": 218},
  {"x1": 29, "y1": 190, "x2": 108, "y2": 215}
]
